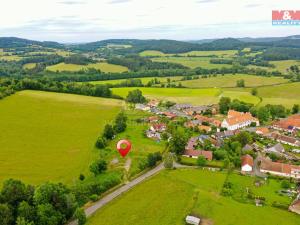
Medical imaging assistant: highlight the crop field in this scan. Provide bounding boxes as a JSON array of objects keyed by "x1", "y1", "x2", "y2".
[
  {"x1": 176, "y1": 74, "x2": 288, "y2": 88},
  {"x1": 0, "y1": 90, "x2": 123, "y2": 184},
  {"x1": 46, "y1": 62, "x2": 129, "y2": 73},
  {"x1": 139, "y1": 50, "x2": 169, "y2": 57},
  {"x1": 112, "y1": 87, "x2": 221, "y2": 105},
  {"x1": 152, "y1": 56, "x2": 232, "y2": 69},
  {"x1": 270, "y1": 60, "x2": 300, "y2": 74},
  {"x1": 88, "y1": 76, "x2": 182, "y2": 85},
  {"x1": 87, "y1": 169, "x2": 298, "y2": 225}
]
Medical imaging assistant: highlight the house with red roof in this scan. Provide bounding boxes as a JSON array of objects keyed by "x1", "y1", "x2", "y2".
[
  {"x1": 272, "y1": 114, "x2": 300, "y2": 132},
  {"x1": 260, "y1": 158, "x2": 300, "y2": 179},
  {"x1": 221, "y1": 110, "x2": 259, "y2": 131},
  {"x1": 241, "y1": 154, "x2": 254, "y2": 172},
  {"x1": 150, "y1": 123, "x2": 166, "y2": 132},
  {"x1": 183, "y1": 149, "x2": 213, "y2": 161}
]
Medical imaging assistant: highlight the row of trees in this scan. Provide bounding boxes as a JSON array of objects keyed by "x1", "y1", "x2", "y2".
[{"x1": 0, "y1": 179, "x2": 86, "y2": 225}]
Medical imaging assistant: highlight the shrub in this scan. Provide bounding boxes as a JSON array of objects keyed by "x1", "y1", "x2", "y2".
[
  {"x1": 89, "y1": 160, "x2": 107, "y2": 176},
  {"x1": 74, "y1": 208, "x2": 86, "y2": 225}
]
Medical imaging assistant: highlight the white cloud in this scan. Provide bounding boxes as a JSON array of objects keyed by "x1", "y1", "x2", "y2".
[{"x1": 0, "y1": 0, "x2": 299, "y2": 42}]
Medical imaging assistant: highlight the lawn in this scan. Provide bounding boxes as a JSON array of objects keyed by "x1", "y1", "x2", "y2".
[
  {"x1": 176, "y1": 74, "x2": 288, "y2": 88},
  {"x1": 87, "y1": 169, "x2": 299, "y2": 225},
  {"x1": 111, "y1": 87, "x2": 221, "y2": 105},
  {"x1": 0, "y1": 90, "x2": 123, "y2": 185},
  {"x1": 46, "y1": 62, "x2": 129, "y2": 73},
  {"x1": 152, "y1": 56, "x2": 232, "y2": 69}
]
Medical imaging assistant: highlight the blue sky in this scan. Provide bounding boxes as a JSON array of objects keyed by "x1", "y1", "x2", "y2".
[{"x1": 1, "y1": 0, "x2": 299, "y2": 42}]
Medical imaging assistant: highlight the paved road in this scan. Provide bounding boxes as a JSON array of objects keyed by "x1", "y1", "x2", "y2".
[{"x1": 68, "y1": 163, "x2": 164, "y2": 225}]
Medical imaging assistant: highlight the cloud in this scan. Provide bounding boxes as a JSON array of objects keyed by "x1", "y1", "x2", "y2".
[
  {"x1": 108, "y1": 0, "x2": 131, "y2": 4},
  {"x1": 196, "y1": 0, "x2": 219, "y2": 3},
  {"x1": 57, "y1": 0, "x2": 85, "y2": 5},
  {"x1": 245, "y1": 3, "x2": 262, "y2": 8}
]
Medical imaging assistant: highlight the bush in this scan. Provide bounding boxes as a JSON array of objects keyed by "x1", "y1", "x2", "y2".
[
  {"x1": 74, "y1": 208, "x2": 86, "y2": 225},
  {"x1": 196, "y1": 156, "x2": 207, "y2": 167},
  {"x1": 281, "y1": 180, "x2": 291, "y2": 189},
  {"x1": 89, "y1": 160, "x2": 107, "y2": 176},
  {"x1": 95, "y1": 137, "x2": 107, "y2": 149},
  {"x1": 79, "y1": 174, "x2": 85, "y2": 181},
  {"x1": 89, "y1": 194, "x2": 98, "y2": 202}
]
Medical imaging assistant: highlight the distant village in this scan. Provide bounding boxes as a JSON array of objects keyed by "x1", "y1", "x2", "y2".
[{"x1": 136, "y1": 99, "x2": 300, "y2": 215}]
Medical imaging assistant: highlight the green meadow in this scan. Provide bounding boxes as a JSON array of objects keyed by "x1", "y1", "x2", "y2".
[
  {"x1": 139, "y1": 50, "x2": 238, "y2": 57},
  {"x1": 87, "y1": 169, "x2": 298, "y2": 225},
  {"x1": 112, "y1": 87, "x2": 221, "y2": 105},
  {"x1": 88, "y1": 76, "x2": 182, "y2": 85},
  {"x1": 23, "y1": 63, "x2": 37, "y2": 69},
  {"x1": 46, "y1": 62, "x2": 129, "y2": 73},
  {"x1": 0, "y1": 55, "x2": 22, "y2": 61},
  {"x1": 0, "y1": 90, "x2": 123, "y2": 184},
  {"x1": 177, "y1": 74, "x2": 288, "y2": 88}
]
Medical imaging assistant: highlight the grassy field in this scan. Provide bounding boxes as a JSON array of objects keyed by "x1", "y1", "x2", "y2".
[
  {"x1": 0, "y1": 90, "x2": 123, "y2": 184},
  {"x1": 88, "y1": 76, "x2": 182, "y2": 85},
  {"x1": 87, "y1": 169, "x2": 298, "y2": 225},
  {"x1": 152, "y1": 56, "x2": 232, "y2": 69},
  {"x1": 270, "y1": 60, "x2": 300, "y2": 74},
  {"x1": 23, "y1": 63, "x2": 37, "y2": 69},
  {"x1": 112, "y1": 87, "x2": 221, "y2": 105},
  {"x1": 177, "y1": 74, "x2": 288, "y2": 88},
  {"x1": 46, "y1": 62, "x2": 129, "y2": 73},
  {"x1": 139, "y1": 50, "x2": 238, "y2": 57},
  {"x1": 0, "y1": 55, "x2": 22, "y2": 61}
]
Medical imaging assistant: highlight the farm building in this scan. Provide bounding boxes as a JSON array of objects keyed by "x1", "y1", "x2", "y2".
[
  {"x1": 183, "y1": 149, "x2": 213, "y2": 160},
  {"x1": 260, "y1": 158, "x2": 300, "y2": 179},
  {"x1": 221, "y1": 110, "x2": 259, "y2": 130},
  {"x1": 241, "y1": 154, "x2": 254, "y2": 172}
]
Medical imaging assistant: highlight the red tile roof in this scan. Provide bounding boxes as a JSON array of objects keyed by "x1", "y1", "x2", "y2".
[
  {"x1": 225, "y1": 110, "x2": 258, "y2": 126},
  {"x1": 241, "y1": 154, "x2": 254, "y2": 167},
  {"x1": 183, "y1": 149, "x2": 213, "y2": 160}
]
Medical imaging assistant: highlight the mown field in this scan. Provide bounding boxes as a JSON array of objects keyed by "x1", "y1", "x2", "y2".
[
  {"x1": 0, "y1": 90, "x2": 123, "y2": 184},
  {"x1": 112, "y1": 87, "x2": 222, "y2": 105},
  {"x1": 152, "y1": 56, "x2": 232, "y2": 69},
  {"x1": 176, "y1": 74, "x2": 288, "y2": 88},
  {"x1": 87, "y1": 169, "x2": 299, "y2": 225},
  {"x1": 112, "y1": 87, "x2": 262, "y2": 105},
  {"x1": 46, "y1": 62, "x2": 129, "y2": 73}
]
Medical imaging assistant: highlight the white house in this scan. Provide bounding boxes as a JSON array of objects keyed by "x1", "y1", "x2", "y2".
[
  {"x1": 241, "y1": 154, "x2": 254, "y2": 172},
  {"x1": 221, "y1": 110, "x2": 259, "y2": 131},
  {"x1": 186, "y1": 215, "x2": 201, "y2": 225}
]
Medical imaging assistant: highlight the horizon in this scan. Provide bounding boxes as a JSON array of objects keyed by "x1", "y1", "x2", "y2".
[{"x1": 1, "y1": 0, "x2": 300, "y2": 43}]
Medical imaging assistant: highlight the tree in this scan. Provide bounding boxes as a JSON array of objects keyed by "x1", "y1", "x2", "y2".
[
  {"x1": 219, "y1": 97, "x2": 231, "y2": 114},
  {"x1": 18, "y1": 201, "x2": 35, "y2": 223},
  {"x1": 74, "y1": 208, "x2": 86, "y2": 225},
  {"x1": 257, "y1": 106, "x2": 270, "y2": 123},
  {"x1": 251, "y1": 88, "x2": 258, "y2": 96},
  {"x1": 147, "y1": 152, "x2": 162, "y2": 167},
  {"x1": 126, "y1": 89, "x2": 146, "y2": 103},
  {"x1": 34, "y1": 182, "x2": 77, "y2": 221},
  {"x1": 79, "y1": 174, "x2": 85, "y2": 181},
  {"x1": 102, "y1": 124, "x2": 114, "y2": 140},
  {"x1": 113, "y1": 112, "x2": 127, "y2": 133},
  {"x1": 281, "y1": 180, "x2": 291, "y2": 189},
  {"x1": 16, "y1": 217, "x2": 34, "y2": 225},
  {"x1": 236, "y1": 79, "x2": 245, "y2": 87},
  {"x1": 36, "y1": 203, "x2": 63, "y2": 225},
  {"x1": 292, "y1": 104, "x2": 299, "y2": 114},
  {"x1": 0, "y1": 204, "x2": 13, "y2": 225},
  {"x1": 95, "y1": 137, "x2": 107, "y2": 149},
  {"x1": 234, "y1": 131, "x2": 253, "y2": 146},
  {"x1": 163, "y1": 153, "x2": 174, "y2": 169},
  {"x1": 89, "y1": 159, "x2": 107, "y2": 175},
  {"x1": 196, "y1": 156, "x2": 207, "y2": 167},
  {"x1": 168, "y1": 129, "x2": 188, "y2": 155}
]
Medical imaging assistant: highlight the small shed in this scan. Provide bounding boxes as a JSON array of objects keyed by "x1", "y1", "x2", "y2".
[{"x1": 185, "y1": 215, "x2": 201, "y2": 225}]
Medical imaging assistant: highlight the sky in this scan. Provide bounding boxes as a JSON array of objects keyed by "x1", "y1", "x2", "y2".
[{"x1": 1, "y1": 0, "x2": 300, "y2": 42}]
